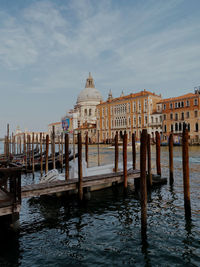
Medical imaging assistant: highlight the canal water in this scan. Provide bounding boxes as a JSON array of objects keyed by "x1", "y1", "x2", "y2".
[{"x1": 0, "y1": 143, "x2": 200, "y2": 266}]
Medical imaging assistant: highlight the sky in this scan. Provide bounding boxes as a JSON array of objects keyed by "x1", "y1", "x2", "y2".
[{"x1": 0, "y1": 0, "x2": 200, "y2": 137}]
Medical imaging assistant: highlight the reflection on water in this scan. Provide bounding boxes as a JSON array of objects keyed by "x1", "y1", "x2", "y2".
[{"x1": 0, "y1": 143, "x2": 200, "y2": 266}]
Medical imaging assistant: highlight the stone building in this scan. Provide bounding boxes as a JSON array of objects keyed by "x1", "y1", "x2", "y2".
[
  {"x1": 159, "y1": 89, "x2": 200, "y2": 143},
  {"x1": 96, "y1": 90, "x2": 162, "y2": 142},
  {"x1": 73, "y1": 73, "x2": 102, "y2": 128}
]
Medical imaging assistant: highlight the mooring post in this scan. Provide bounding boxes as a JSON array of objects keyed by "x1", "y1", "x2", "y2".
[
  {"x1": 73, "y1": 130, "x2": 75, "y2": 161},
  {"x1": 182, "y1": 128, "x2": 191, "y2": 218},
  {"x1": 7, "y1": 123, "x2": 9, "y2": 159},
  {"x1": 156, "y1": 131, "x2": 161, "y2": 176},
  {"x1": 114, "y1": 132, "x2": 118, "y2": 172},
  {"x1": 24, "y1": 134, "x2": 27, "y2": 170},
  {"x1": 19, "y1": 135, "x2": 22, "y2": 154},
  {"x1": 132, "y1": 133, "x2": 136, "y2": 170},
  {"x1": 85, "y1": 132, "x2": 88, "y2": 168},
  {"x1": 78, "y1": 132, "x2": 83, "y2": 201},
  {"x1": 97, "y1": 130, "x2": 100, "y2": 166},
  {"x1": 61, "y1": 133, "x2": 64, "y2": 172},
  {"x1": 65, "y1": 133, "x2": 69, "y2": 181},
  {"x1": 52, "y1": 126, "x2": 55, "y2": 169},
  {"x1": 58, "y1": 134, "x2": 61, "y2": 164},
  {"x1": 40, "y1": 133, "x2": 43, "y2": 176},
  {"x1": 169, "y1": 133, "x2": 174, "y2": 185},
  {"x1": 147, "y1": 134, "x2": 152, "y2": 187},
  {"x1": 32, "y1": 132, "x2": 35, "y2": 174},
  {"x1": 140, "y1": 129, "x2": 148, "y2": 239},
  {"x1": 45, "y1": 135, "x2": 49, "y2": 174},
  {"x1": 27, "y1": 135, "x2": 31, "y2": 166},
  {"x1": 123, "y1": 132, "x2": 128, "y2": 189}
]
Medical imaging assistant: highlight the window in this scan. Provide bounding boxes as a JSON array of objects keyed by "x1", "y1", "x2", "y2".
[
  {"x1": 151, "y1": 116, "x2": 154, "y2": 123},
  {"x1": 164, "y1": 125, "x2": 167, "y2": 133},
  {"x1": 138, "y1": 101, "x2": 141, "y2": 113},
  {"x1": 144, "y1": 99, "x2": 148, "y2": 112},
  {"x1": 89, "y1": 109, "x2": 92, "y2": 116},
  {"x1": 170, "y1": 103, "x2": 173, "y2": 109},
  {"x1": 194, "y1": 99, "x2": 198, "y2": 106},
  {"x1": 195, "y1": 123, "x2": 199, "y2": 132},
  {"x1": 163, "y1": 104, "x2": 166, "y2": 110},
  {"x1": 186, "y1": 111, "x2": 190, "y2": 118},
  {"x1": 175, "y1": 102, "x2": 178, "y2": 108},
  {"x1": 85, "y1": 109, "x2": 87, "y2": 115},
  {"x1": 179, "y1": 123, "x2": 182, "y2": 131},
  {"x1": 181, "y1": 101, "x2": 184, "y2": 107},
  {"x1": 171, "y1": 124, "x2": 173, "y2": 132},
  {"x1": 194, "y1": 110, "x2": 198, "y2": 117},
  {"x1": 170, "y1": 113, "x2": 173, "y2": 120},
  {"x1": 138, "y1": 116, "x2": 141, "y2": 125},
  {"x1": 163, "y1": 114, "x2": 166, "y2": 120},
  {"x1": 175, "y1": 113, "x2": 178, "y2": 120},
  {"x1": 178, "y1": 102, "x2": 181, "y2": 108},
  {"x1": 175, "y1": 123, "x2": 178, "y2": 131},
  {"x1": 145, "y1": 116, "x2": 148, "y2": 125},
  {"x1": 156, "y1": 117, "x2": 158, "y2": 123},
  {"x1": 186, "y1": 100, "x2": 190, "y2": 107},
  {"x1": 160, "y1": 116, "x2": 162, "y2": 122},
  {"x1": 133, "y1": 102, "x2": 136, "y2": 112},
  {"x1": 181, "y1": 112, "x2": 184, "y2": 120}
]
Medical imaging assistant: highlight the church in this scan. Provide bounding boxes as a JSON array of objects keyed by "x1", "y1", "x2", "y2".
[{"x1": 62, "y1": 73, "x2": 102, "y2": 141}]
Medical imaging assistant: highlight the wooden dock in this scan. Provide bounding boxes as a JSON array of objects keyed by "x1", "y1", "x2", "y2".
[{"x1": 21, "y1": 169, "x2": 140, "y2": 198}]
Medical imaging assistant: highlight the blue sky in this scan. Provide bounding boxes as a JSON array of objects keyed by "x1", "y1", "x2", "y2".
[{"x1": 0, "y1": 0, "x2": 200, "y2": 137}]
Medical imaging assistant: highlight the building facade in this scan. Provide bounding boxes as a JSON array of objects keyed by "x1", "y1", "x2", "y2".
[
  {"x1": 160, "y1": 89, "x2": 200, "y2": 143},
  {"x1": 96, "y1": 90, "x2": 162, "y2": 142},
  {"x1": 73, "y1": 73, "x2": 102, "y2": 128}
]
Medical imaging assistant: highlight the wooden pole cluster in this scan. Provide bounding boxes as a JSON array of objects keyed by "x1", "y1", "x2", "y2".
[
  {"x1": 140, "y1": 129, "x2": 148, "y2": 239},
  {"x1": 123, "y1": 132, "x2": 128, "y2": 189},
  {"x1": 169, "y1": 133, "x2": 174, "y2": 185},
  {"x1": 156, "y1": 131, "x2": 161, "y2": 176},
  {"x1": 78, "y1": 133, "x2": 83, "y2": 201},
  {"x1": 132, "y1": 133, "x2": 136, "y2": 170},
  {"x1": 32, "y1": 133, "x2": 35, "y2": 174},
  {"x1": 65, "y1": 133, "x2": 69, "y2": 181},
  {"x1": 182, "y1": 128, "x2": 191, "y2": 218},
  {"x1": 114, "y1": 132, "x2": 118, "y2": 172},
  {"x1": 61, "y1": 133, "x2": 64, "y2": 171}
]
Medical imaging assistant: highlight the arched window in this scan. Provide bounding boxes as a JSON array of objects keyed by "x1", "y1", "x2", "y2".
[
  {"x1": 179, "y1": 122, "x2": 182, "y2": 131},
  {"x1": 175, "y1": 123, "x2": 178, "y2": 131},
  {"x1": 89, "y1": 109, "x2": 92, "y2": 116}
]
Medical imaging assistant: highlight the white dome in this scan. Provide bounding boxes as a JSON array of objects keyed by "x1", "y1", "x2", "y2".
[
  {"x1": 77, "y1": 73, "x2": 102, "y2": 104},
  {"x1": 77, "y1": 87, "x2": 102, "y2": 103}
]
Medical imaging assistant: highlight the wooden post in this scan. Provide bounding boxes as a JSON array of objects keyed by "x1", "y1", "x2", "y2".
[
  {"x1": 58, "y1": 135, "x2": 61, "y2": 163},
  {"x1": 40, "y1": 133, "x2": 43, "y2": 176},
  {"x1": 27, "y1": 135, "x2": 31, "y2": 166},
  {"x1": 73, "y1": 131, "x2": 75, "y2": 161},
  {"x1": 19, "y1": 136, "x2": 22, "y2": 154},
  {"x1": 147, "y1": 134, "x2": 152, "y2": 187},
  {"x1": 78, "y1": 133, "x2": 83, "y2": 201},
  {"x1": 7, "y1": 123, "x2": 9, "y2": 158},
  {"x1": 52, "y1": 126, "x2": 55, "y2": 169},
  {"x1": 97, "y1": 130, "x2": 100, "y2": 166},
  {"x1": 169, "y1": 133, "x2": 174, "y2": 185},
  {"x1": 61, "y1": 133, "x2": 64, "y2": 171},
  {"x1": 140, "y1": 129, "x2": 148, "y2": 239},
  {"x1": 45, "y1": 135, "x2": 49, "y2": 174},
  {"x1": 85, "y1": 132, "x2": 88, "y2": 168},
  {"x1": 65, "y1": 133, "x2": 69, "y2": 180},
  {"x1": 24, "y1": 134, "x2": 27, "y2": 170},
  {"x1": 32, "y1": 132, "x2": 35, "y2": 173},
  {"x1": 123, "y1": 132, "x2": 128, "y2": 189},
  {"x1": 132, "y1": 133, "x2": 136, "y2": 170},
  {"x1": 114, "y1": 132, "x2": 118, "y2": 172},
  {"x1": 182, "y1": 128, "x2": 191, "y2": 217},
  {"x1": 156, "y1": 131, "x2": 161, "y2": 176}
]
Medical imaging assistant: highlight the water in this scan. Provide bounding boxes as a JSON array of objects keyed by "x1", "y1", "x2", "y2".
[{"x1": 0, "y1": 143, "x2": 200, "y2": 266}]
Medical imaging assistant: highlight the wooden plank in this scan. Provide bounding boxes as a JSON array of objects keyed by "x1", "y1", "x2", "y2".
[
  {"x1": 21, "y1": 169, "x2": 140, "y2": 198},
  {"x1": 0, "y1": 204, "x2": 20, "y2": 216}
]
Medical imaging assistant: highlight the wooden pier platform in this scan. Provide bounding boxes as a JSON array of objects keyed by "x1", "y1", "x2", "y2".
[{"x1": 22, "y1": 169, "x2": 141, "y2": 199}]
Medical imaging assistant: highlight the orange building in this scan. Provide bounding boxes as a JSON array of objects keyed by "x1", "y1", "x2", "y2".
[
  {"x1": 159, "y1": 89, "x2": 200, "y2": 143},
  {"x1": 96, "y1": 90, "x2": 162, "y2": 142}
]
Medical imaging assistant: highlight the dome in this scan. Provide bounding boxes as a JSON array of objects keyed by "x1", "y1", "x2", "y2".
[{"x1": 77, "y1": 73, "x2": 102, "y2": 104}]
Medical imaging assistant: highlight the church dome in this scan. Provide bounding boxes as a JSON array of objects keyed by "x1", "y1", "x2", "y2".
[{"x1": 77, "y1": 73, "x2": 102, "y2": 104}]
